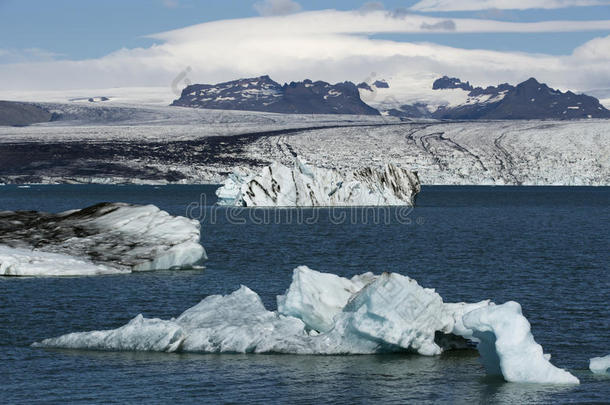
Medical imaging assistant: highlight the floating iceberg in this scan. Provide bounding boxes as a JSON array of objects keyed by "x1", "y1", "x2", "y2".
[
  {"x1": 462, "y1": 302, "x2": 580, "y2": 384},
  {"x1": 0, "y1": 245, "x2": 126, "y2": 277},
  {"x1": 589, "y1": 355, "x2": 610, "y2": 374},
  {"x1": 0, "y1": 202, "x2": 206, "y2": 276},
  {"x1": 34, "y1": 266, "x2": 578, "y2": 384},
  {"x1": 216, "y1": 158, "x2": 420, "y2": 207}
]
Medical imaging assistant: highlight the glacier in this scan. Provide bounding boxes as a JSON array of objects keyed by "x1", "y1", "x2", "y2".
[
  {"x1": 216, "y1": 158, "x2": 420, "y2": 207},
  {"x1": 0, "y1": 202, "x2": 206, "y2": 276},
  {"x1": 0, "y1": 101, "x2": 608, "y2": 186},
  {"x1": 34, "y1": 266, "x2": 578, "y2": 384},
  {"x1": 589, "y1": 355, "x2": 610, "y2": 374}
]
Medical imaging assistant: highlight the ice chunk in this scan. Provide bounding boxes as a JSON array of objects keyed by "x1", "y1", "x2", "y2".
[
  {"x1": 37, "y1": 285, "x2": 313, "y2": 354},
  {"x1": 589, "y1": 355, "x2": 610, "y2": 374},
  {"x1": 0, "y1": 202, "x2": 206, "y2": 276},
  {"x1": 442, "y1": 300, "x2": 493, "y2": 341},
  {"x1": 34, "y1": 266, "x2": 578, "y2": 385},
  {"x1": 337, "y1": 272, "x2": 447, "y2": 355},
  {"x1": 277, "y1": 265, "x2": 375, "y2": 333},
  {"x1": 462, "y1": 302, "x2": 579, "y2": 384},
  {"x1": 216, "y1": 157, "x2": 420, "y2": 207},
  {"x1": 176, "y1": 286, "x2": 311, "y2": 353},
  {"x1": 34, "y1": 315, "x2": 186, "y2": 352},
  {"x1": 0, "y1": 245, "x2": 126, "y2": 276},
  {"x1": 35, "y1": 267, "x2": 457, "y2": 356}
]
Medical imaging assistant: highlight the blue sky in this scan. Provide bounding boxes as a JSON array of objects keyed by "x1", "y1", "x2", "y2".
[
  {"x1": 0, "y1": 0, "x2": 608, "y2": 93},
  {"x1": 1, "y1": 0, "x2": 609, "y2": 60}
]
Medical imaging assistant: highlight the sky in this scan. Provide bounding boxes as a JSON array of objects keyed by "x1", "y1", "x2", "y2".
[{"x1": 0, "y1": 0, "x2": 609, "y2": 96}]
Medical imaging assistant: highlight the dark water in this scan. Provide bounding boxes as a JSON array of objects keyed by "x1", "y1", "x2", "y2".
[{"x1": 1, "y1": 185, "x2": 608, "y2": 404}]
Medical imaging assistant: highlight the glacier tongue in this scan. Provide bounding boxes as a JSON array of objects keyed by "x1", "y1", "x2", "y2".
[
  {"x1": 216, "y1": 158, "x2": 420, "y2": 207},
  {"x1": 34, "y1": 266, "x2": 578, "y2": 384},
  {"x1": 0, "y1": 202, "x2": 206, "y2": 276}
]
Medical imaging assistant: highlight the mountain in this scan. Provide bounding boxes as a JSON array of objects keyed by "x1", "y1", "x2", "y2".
[
  {"x1": 172, "y1": 75, "x2": 379, "y2": 115},
  {"x1": 390, "y1": 77, "x2": 610, "y2": 120},
  {"x1": 0, "y1": 101, "x2": 54, "y2": 126}
]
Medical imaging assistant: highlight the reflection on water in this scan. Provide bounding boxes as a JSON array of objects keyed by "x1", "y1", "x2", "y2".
[{"x1": 11, "y1": 348, "x2": 578, "y2": 404}]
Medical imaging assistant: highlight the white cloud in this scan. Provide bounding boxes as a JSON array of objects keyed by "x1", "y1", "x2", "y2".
[
  {"x1": 572, "y1": 34, "x2": 610, "y2": 60},
  {"x1": 0, "y1": 48, "x2": 62, "y2": 63},
  {"x1": 253, "y1": 0, "x2": 302, "y2": 16},
  {"x1": 0, "y1": 10, "x2": 608, "y2": 97},
  {"x1": 420, "y1": 19, "x2": 456, "y2": 30},
  {"x1": 410, "y1": 0, "x2": 609, "y2": 12},
  {"x1": 359, "y1": 2, "x2": 386, "y2": 14}
]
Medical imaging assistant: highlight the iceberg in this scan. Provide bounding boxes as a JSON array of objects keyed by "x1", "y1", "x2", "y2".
[
  {"x1": 276, "y1": 265, "x2": 376, "y2": 333},
  {"x1": 0, "y1": 202, "x2": 206, "y2": 276},
  {"x1": 34, "y1": 266, "x2": 578, "y2": 384},
  {"x1": 589, "y1": 355, "x2": 610, "y2": 374},
  {"x1": 462, "y1": 302, "x2": 580, "y2": 384},
  {"x1": 0, "y1": 245, "x2": 126, "y2": 277},
  {"x1": 216, "y1": 158, "x2": 420, "y2": 207}
]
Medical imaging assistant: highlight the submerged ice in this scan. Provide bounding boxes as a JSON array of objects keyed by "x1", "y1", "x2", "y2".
[
  {"x1": 35, "y1": 266, "x2": 578, "y2": 384},
  {"x1": 0, "y1": 202, "x2": 206, "y2": 276},
  {"x1": 216, "y1": 158, "x2": 420, "y2": 207}
]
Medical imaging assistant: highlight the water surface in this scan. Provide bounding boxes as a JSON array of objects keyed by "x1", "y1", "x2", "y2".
[{"x1": 1, "y1": 185, "x2": 608, "y2": 403}]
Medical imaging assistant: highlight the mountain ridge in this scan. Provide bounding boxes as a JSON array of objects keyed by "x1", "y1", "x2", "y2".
[
  {"x1": 171, "y1": 76, "x2": 380, "y2": 116},
  {"x1": 389, "y1": 76, "x2": 610, "y2": 120},
  {"x1": 165, "y1": 75, "x2": 610, "y2": 120}
]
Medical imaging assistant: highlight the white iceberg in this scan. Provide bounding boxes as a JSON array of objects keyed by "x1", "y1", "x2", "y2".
[
  {"x1": 34, "y1": 266, "x2": 578, "y2": 384},
  {"x1": 216, "y1": 158, "x2": 420, "y2": 207},
  {"x1": 462, "y1": 302, "x2": 579, "y2": 384},
  {"x1": 0, "y1": 245, "x2": 126, "y2": 277},
  {"x1": 589, "y1": 355, "x2": 610, "y2": 374},
  {"x1": 0, "y1": 202, "x2": 206, "y2": 276},
  {"x1": 276, "y1": 265, "x2": 376, "y2": 333}
]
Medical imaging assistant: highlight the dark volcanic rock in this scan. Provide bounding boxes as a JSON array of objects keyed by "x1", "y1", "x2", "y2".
[
  {"x1": 0, "y1": 202, "x2": 205, "y2": 274},
  {"x1": 433, "y1": 76, "x2": 473, "y2": 92},
  {"x1": 433, "y1": 77, "x2": 610, "y2": 120},
  {"x1": 393, "y1": 76, "x2": 610, "y2": 120},
  {"x1": 0, "y1": 101, "x2": 52, "y2": 126},
  {"x1": 373, "y1": 80, "x2": 389, "y2": 88},
  {"x1": 388, "y1": 103, "x2": 430, "y2": 118},
  {"x1": 172, "y1": 76, "x2": 379, "y2": 115},
  {"x1": 357, "y1": 82, "x2": 373, "y2": 91}
]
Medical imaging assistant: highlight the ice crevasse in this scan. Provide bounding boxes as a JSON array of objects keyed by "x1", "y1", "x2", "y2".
[
  {"x1": 34, "y1": 266, "x2": 579, "y2": 384},
  {"x1": 216, "y1": 158, "x2": 421, "y2": 207}
]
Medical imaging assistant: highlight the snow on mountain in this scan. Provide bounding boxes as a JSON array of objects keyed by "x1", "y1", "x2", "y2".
[
  {"x1": 374, "y1": 76, "x2": 610, "y2": 120},
  {"x1": 172, "y1": 76, "x2": 379, "y2": 115},
  {"x1": 357, "y1": 72, "x2": 472, "y2": 116},
  {"x1": 0, "y1": 87, "x2": 176, "y2": 106},
  {"x1": 0, "y1": 203, "x2": 206, "y2": 276},
  {"x1": 216, "y1": 157, "x2": 420, "y2": 207},
  {"x1": 34, "y1": 266, "x2": 579, "y2": 384}
]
